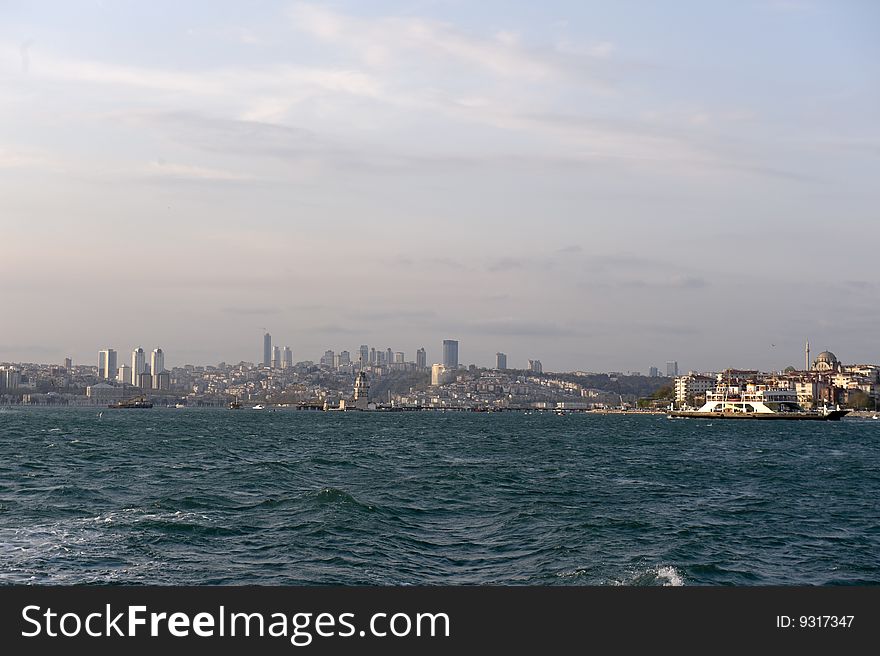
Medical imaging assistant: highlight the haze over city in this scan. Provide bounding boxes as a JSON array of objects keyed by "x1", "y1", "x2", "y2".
[{"x1": 1, "y1": 1, "x2": 878, "y2": 372}]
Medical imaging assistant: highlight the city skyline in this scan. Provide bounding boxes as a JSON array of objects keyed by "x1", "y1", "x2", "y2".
[{"x1": 1, "y1": 2, "x2": 878, "y2": 372}]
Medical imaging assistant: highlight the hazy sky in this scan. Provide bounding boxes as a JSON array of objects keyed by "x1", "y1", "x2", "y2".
[{"x1": 1, "y1": 1, "x2": 878, "y2": 372}]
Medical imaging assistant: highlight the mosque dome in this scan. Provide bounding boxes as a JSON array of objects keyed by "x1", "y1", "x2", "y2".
[{"x1": 812, "y1": 351, "x2": 839, "y2": 372}]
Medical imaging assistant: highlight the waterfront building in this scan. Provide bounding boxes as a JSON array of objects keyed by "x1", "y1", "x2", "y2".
[
  {"x1": 442, "y1": 340, "x2": 459, "y2": 369},
  {"x1": 674, "y1": 373, "x2": 716, "y2": 407},
  {"x1": 138, "y1": 372, "x2": 152, "y2": 390},
  {"x1": 263, "y1": 332, "x2": 272, "y2": 367},
  {"x1": 117, "y1": 364, "x2": 131, "y2": 383},
  {"x1": 666, "y1": 361, "x2": 679, "y2": 377},
  {"x1": 131, "y1": 347, "x2": 145, "y2": 385},
  {"x1": 283, "y1": 346, "x2": 293, "y2": 368},
  {"x1": 98, "y1": 349, "x2": 117, "y2": 380},
  {"x1": 86, "y1": 382, "x2": 125, "y2": 405},
  {"x1": 528, "y1": 359, "x2": 543, "y2": 374},
  {"x1": 496, "y1": 352, "x2": 507, "y2": 370},
  {"x1": 416, "y1": 348, "x2": 427, "y2": 370}
]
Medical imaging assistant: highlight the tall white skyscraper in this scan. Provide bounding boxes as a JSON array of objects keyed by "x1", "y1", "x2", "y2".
[
  {"x1": 131, "y1": 347, "x2": 145, "y2": 385},
  {"x1": 98, "y1": 348, "x2": 117, "y2": 380},
  {"x1": 151, "y1": 348, "x2": 165, "y2": 376}
]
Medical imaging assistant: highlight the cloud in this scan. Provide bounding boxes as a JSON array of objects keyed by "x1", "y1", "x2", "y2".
[
  {"x1": 289, "y1": 3, "x2": 612, "y2": 88},
  {"x1": 465, "y1": 318, "x2": 584, "y2": 337},
  {"x1": 145, "y1": 160, "x2": 255, "y2": 182}
]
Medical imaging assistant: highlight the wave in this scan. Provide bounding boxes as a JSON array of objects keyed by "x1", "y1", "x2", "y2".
[{"x1": 616, "y1": 565, "x2": 685, "y2": 586}]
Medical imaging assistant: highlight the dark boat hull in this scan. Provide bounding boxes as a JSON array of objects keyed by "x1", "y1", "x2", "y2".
[{"x1": 668, "y1": 410, "x2": 848, "y2": 421}]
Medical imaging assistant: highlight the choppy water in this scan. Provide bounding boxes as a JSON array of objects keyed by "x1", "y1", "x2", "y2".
[{"x1": 1, "y1": 407, "x2": 878, "y2": 585}]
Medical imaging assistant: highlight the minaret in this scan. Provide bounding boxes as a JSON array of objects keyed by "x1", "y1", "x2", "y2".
[{"x1": 805, "y1": 339, "x2": 810, "y2": 371}]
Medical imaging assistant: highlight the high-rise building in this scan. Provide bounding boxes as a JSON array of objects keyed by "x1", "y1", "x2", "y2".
[
  {"x1": 394, "y1": 351, "x2": 405, "y2": 364},
  {"x1": 340, "y1": 351, "x2": 351, "y2": 366},
  {"x1": 263, "y1": 332, "x2": 272, "y2": 367},
  {"x1": 273, "y1": 346, "x2": 281, "y2": 368},
  {"x1": 496, "y1": 352, "x2": 507, "y2": 370},
  {"x1": 321, "y1": 350, "x2": 335, "y2": 367},
  {"x1": 442, "y1": 340, "x2": 459, "y2": 369},
  {"x1": 138, "y1": 372, "x2": 152, "y2": 390},
  {"x1": 283, "y1": 346, "x2": 293, "y2": 368},
  {"x1": 416, "y1": 348, "x2": 427, "y2": 370},
  {"x1": 151, "y1": 348, "x2": 165, "y2": 377},
  {"x1": 98, "y1": 349, "x2": 117, "y2": 380},
  {"x1": 0, "y1": 367, "x2": 21, "y2": 390},
  {"x1": 649, "y1": 366, "x2": 659, "y2": 378},
  {"x1": 117, "y1": 364, "x2": 131, "y2": 384},
  {"x1": 359, "y1": 345, "x2": 369, "y2": 366},
  {"x1": 63, "y1": 357, "x2": 72, "y2": 371},
  {"x1": 666, "y1": 361, "x2": 679, "y2": 377},
  {"x1": 131, "y1": 347, "x2": 145, "y2": 385},
  {"x1": 386, "y1": 348, "x2": 393, "y2": 367},
  {"x1": 369, "y1": 348, "x2": 376, "y2": 365},
  {"x1": 376, "y1": 351, "x2": 386, "y2": 365},
  {"x1": 528, "y1": 359, "x2": 543, "y2": 374}
]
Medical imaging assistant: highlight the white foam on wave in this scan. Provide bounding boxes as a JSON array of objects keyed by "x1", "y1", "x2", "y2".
[{"x1": 656, "y1": 565, "x2": 684, "y2": 586}]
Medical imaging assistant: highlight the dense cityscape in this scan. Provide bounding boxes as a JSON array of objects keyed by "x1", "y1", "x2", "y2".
[{"x1": 0, "y1": 334, "x2": 877, "y2": 412}]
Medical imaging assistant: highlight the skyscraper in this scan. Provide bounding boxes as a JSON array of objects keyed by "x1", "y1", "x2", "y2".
[
  {"x1": 63, "y1": 357, "x2": 72, "y2": 371},
  {"x1": 263, "y1": 332, "x2": 272, "y2": 367},
  {"x1": 340, "y1": 351, "x2": 351, "y2": 366},
  {"x1": 394, "y1": 352, "x2": 405, "y2": 364},
  {"x1": 283, "y1": 346, "x2": 293, "y2": 368},
  {"x1": 496, "y1": 352, "x2": 507, "y2": 370},
  {"x1": 386, "y1": 348, "x2": 393, "y2": 367},
  {"x1": 666, "y1": 361, "x2": 679, "y2": 377},
  {"x1": 359, "y1": 345, "x2": 369, "y2": 366},
  {"x1": 369, "y1": 347, "x2": 376, "y2": 365},
  {"x1": 273, "y1": 345, "x2": 281, "y2": 368},
  {"x1": 649, "y1": 366, "x2": 659, "y2": 377},
  {"x1": 416, "y1": 348, "x2": 426, "y2": 370},
  {"x1": 98, "y1": 349, "x2": 117, "y2": 380},
  {"x1": 151, "y1": 348, "x2": 165, "y2": 376},
  {"x1": 131, "y1": 347, "x2": 145, "y2": 385},
  {"x1": 442, "y1": 340, "x2": 459, "y2": 369},
  {"x1": 528, "y1": 359, "x2": 543, "y2": 374}
]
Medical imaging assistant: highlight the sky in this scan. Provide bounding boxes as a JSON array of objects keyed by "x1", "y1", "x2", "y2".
[{"x1": 1, "y1": 0, "x2": 878, "y2": 373}]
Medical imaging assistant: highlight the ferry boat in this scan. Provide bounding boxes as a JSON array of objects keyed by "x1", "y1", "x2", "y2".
[
  {"x1": 668, "y1": 383, "x2": 848, "y2": 421},
  {"x1": 108, "y1": 395, "x2": 153, "y2": 409}
]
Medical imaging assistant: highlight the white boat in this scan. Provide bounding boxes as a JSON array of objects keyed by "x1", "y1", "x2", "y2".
[
  {"x1": 252, "y1": 404, "x2": 265, "y2": 410},
  {"x1": 668, "y1": 382, "x2": 849, "y2": 421}
]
